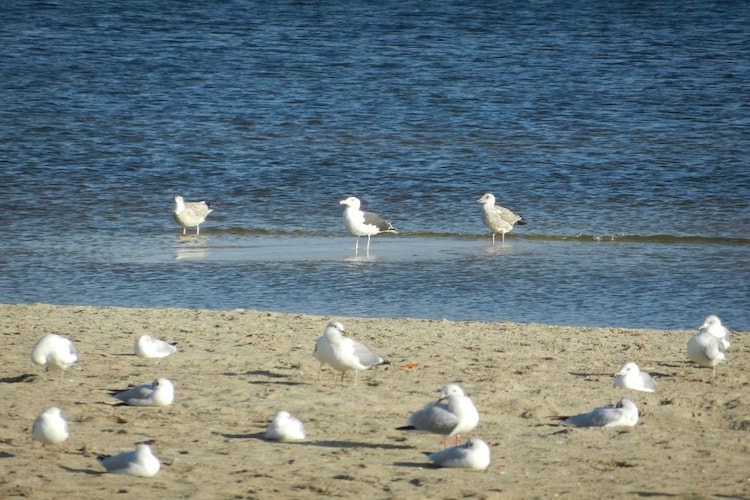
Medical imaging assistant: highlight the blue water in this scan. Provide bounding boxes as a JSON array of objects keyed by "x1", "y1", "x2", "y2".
[{"x1": 2, "y1": 1, "x2": 749, "y2": 330}]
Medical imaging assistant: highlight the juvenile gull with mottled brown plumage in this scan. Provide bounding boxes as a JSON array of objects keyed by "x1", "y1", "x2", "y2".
[{"x1": 476, "y1": 192, "x2": 526, "y2": 245}]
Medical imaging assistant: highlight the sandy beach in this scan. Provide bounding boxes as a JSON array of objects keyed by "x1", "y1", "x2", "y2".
[{"x1": 1, "y1": 303, "x2": 748, "y2": 499}]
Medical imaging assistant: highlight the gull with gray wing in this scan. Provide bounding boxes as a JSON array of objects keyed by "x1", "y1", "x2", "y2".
[
  {"x1": 476, "y1": 192, "x2": 526, "y2": 245},
  {"x1": 317, "y1": 320, "x2": 389, "y2": 386},
  {"x1": 339, "y1": 196, "x2": 396, "y2": 256},
  {"x1": 397, "y1": 384, "x2": 479, "y2": 447},
  {"x1": 173, "y1": 195, "x2": 212, "y2": 235}
]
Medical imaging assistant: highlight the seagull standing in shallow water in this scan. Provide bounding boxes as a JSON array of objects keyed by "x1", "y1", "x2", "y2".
[
  {"x1": 476, "y1": 193, "x2": 526, "y2": 245},
  {"x1": 339, "y1": 196, "x2": 397, "y2": 256},
  {"x1": 173, "y1": 195, "x2": 212, "y2": 235}
]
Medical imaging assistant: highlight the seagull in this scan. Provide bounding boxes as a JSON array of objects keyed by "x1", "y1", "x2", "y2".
[
  {"x1": 97, "y1": 444, "x2": 160, "y2": 477},
  {"x1": 687, "y1": 315, "x2": 731, "y2": 378},
  {"x1": 476, "y1": 193, "x2": 526, "y2": 245},
  {"x1": 264, "y1": 411, "x2": 306, "y2": 441},
  {"x1": 30, "y1": 333, "x2": 78, "y2": 382},
  {"x1": 339, "y1": 196, "x2": 397, "y2": 256},
  {"x1": 558, "y1": 398, "x2": 639, "y2": 428},
  {"x1": 109, "y1": 378, "x2": 174, "y2": 407},
  {"x1": 317, "y1": 320, "x2": 389, "y2": 386},
  {"x1": 312, "y1": 322, "x2": 338, "y2": 380},
  {"x1": 397, "y1": 384, "x2": 479, "y2": 447},
  {"x1": 134, "y1": 335, "x2": 178, "y2": 359},
  {"x1": 424, "y1": 437, "x2": 491, "y2": 470},
  {"x1": 698, "y1": 314, "x2": 731, "y2": 349},
  {"x1": 613, "y1": 362, "x2": 657, "y2": 393},
  {"x1": 32, "y1": 407, "x2": 70, "y2": 446},
  {"x1": 173, "y1": 195, "x2": 212, "y2": 236}
]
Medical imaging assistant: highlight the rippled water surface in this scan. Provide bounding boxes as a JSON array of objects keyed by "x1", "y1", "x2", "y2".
[{"x1": 2, "y1": 1, "x2": 749, "y2": 330}]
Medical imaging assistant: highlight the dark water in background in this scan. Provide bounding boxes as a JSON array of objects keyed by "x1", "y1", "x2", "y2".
[{"x1": 2, "y1": 1, "x2": 749, "y2": 330}]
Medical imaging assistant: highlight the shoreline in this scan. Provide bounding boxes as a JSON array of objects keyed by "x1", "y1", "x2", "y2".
[{"x1": 1, "y1": 303, "x2": 748, "y2": 498}]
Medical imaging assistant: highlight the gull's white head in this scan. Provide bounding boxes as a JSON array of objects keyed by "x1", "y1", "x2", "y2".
[
  {"x1": 476, "y1": 193, "x2": 495, "y2": 205},
  {"x1": 439, "y1": 384, "x2": 466, "y2": 399},
  {"x1": 339, "y1": 197, "x2": 361, "y2": 210},
  {"x1": 275, "y1": 410, "x2": 292, "y2": 420},
  {"x1": 615, "y1": 362, "x2": 640, "y2": 376},
  {"x1": 324, "y1": 320, "x2": 346, "y2": 335},
  {"x1": 700, "y1": 314, "x2": 722, "y2": 330}
]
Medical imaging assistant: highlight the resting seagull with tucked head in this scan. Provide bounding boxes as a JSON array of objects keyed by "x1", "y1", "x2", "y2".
[
  {"x1": 32, "y1": 407, "x2": 70, "y2": 447},
  {"x1": 109, "y1": 377, "x2": 174, "y2": 407},
  {"x1": 613, "y1": 362, "x2": 657, "y2": 393},
  {"x1": 31, "y1": 333, "x2": 78, "y2": 382},
  {"x1": 557, "y1": 398, "x2": 639, "y2": 428},
  {"x1": 476, "y1": 193, "x2": 526, "y2": 245},
  {"x1": 687, "y1": 314, "x2": 731, "y2": 378},
  {"x1": 134, "y1": 335, "x2": 178, "y2": 359},
  {"x1": 97, "y1": 444, "x2": 160, "y2": 477},
  {"x1": 339, "y1": 196, "x2": 397, "y2": 256},
  {"x1": 173, "y1": 195, "x2": 212, "y2": 235},
  {"x1": 424, "y1": 437, "x2": 491, "y2": 470}
]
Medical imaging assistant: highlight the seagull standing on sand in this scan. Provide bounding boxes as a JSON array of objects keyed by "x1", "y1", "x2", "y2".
[
  {"x1": 397, "y1": 384, "x2": 479, "y2": 447},
  {"x1": 317, "y1": 320, "x2": 389, "y2": 386},
  {"x1": 476, "y1": 193, "x2": 526, "y2": 245},
  {"x1": 30, "y1": 333, "x2": 78, "y2": 382},
  {"x1": 173, "y1": 195, "x2": 212, "y2": 235},
  {"x1": 613, "y1": 362, "x2": 657, "y2": 393},
  {"x1": 558, "y1": 398, "x2": 639, "y2": 428},
  {"x1": 97, "y1": 444, "x2": 160, "y2": 477},
  {"x1": 339, "y1": 196, "x2": 397, "y2": 256},
  {"x1": 424, "y1": 437, "x2": 491, "y2": 470},
  {"x1": 265, "y1": 411, "x2": 306, "y2": 441},
  {"x1": 687, "y1": 315, "x2": 731, "y2": 378},
  {"x1": 134, "y1": 335, "x2": 178, "y2": 359},
  {"x1": 312, "y1": 321, "x2": 338, "y2": 380},
  {"x1": 697, "y1": 314, "x2": 731, "y2": 349},
  {"x1": 109, "y1": 378, "x2": 175, "y2": 407},
  {"x1": 32, "y1": 407, "x2": 70, "y2": 446}
]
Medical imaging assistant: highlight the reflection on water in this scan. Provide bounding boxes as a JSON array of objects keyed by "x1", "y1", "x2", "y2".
[{"x1": 174, "y1": 237, "x2": 210, "y2": 260}]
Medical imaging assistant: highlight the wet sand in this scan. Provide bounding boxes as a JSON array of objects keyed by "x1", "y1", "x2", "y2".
[{"x1": 1, "y1": 303, "x2": 748, "y2": 498}]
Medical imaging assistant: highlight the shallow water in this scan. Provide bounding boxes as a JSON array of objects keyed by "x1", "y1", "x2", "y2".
[{"x1": 2, "y1": 1, "x2": 749, "y2": 330}]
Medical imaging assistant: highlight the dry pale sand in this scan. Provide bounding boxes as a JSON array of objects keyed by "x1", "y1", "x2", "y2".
[{"x1": 1, "y1": 303, "x2": 748, "y2": 499}]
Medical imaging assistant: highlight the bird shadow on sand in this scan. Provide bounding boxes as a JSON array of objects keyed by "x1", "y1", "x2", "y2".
[
  {"x1": 568, "y1": 371, "x2": 614, "y2": 378},
  {"x1": 220, "y1": 431, "x2": 266, "y2": 441},
  {"x1": 0, "y1": 373, "x2": 37, "y2": 383},
  {"x1": 301, "y1": 440, "x2": 414, "y2": 451},
  {"x1": 58, "y1": 465, "x2": 103, "y2": 476},
  {"x1": 392, "y1": 461, "x2": 434, "y2": 469},
  {"x1": 222, "y1": 370, "x2": 305, "y2": 386},
  {"x1": 219, "y1": 432, "x2": 413, "y2": 450}
]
